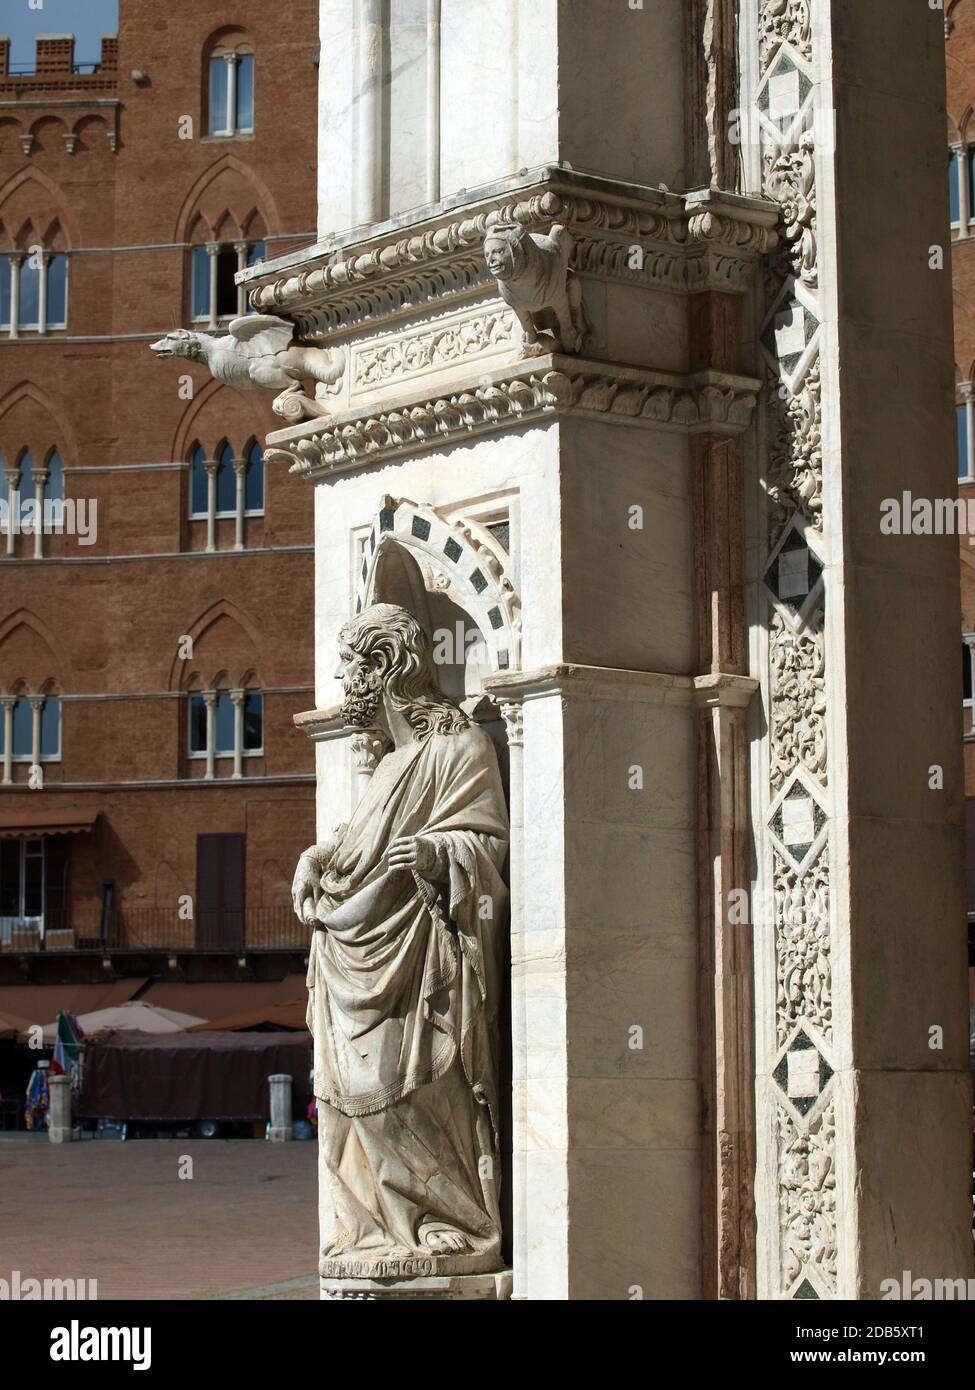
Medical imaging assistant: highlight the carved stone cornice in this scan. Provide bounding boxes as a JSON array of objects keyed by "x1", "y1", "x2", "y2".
[
  {"x1": 293, "y1": 705, "x2": 345, "y2": 741},
  {"x1": 244, "y1": 170, "x2": 779, "y2": 341},
  {"x1": 265, "y1": 356, "x2": 761, "y2": 480}
]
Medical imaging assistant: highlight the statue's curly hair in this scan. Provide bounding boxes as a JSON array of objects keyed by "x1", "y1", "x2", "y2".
[{"x1": 338, "y1": 603, "x2": 469, "y2": 742}]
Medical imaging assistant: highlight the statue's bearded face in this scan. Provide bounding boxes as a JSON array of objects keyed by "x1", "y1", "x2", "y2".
[{"x1": 338, "y1": 643, "x2": 384, "y2": 727}]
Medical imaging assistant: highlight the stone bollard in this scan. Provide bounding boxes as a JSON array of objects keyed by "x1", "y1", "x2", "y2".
[
  {"x1": 268, "y1": 1073, "x2": 293, "y2": 1142},
  {"x1": 48, "y1": 1074, "x2": 73, "y2": 1144}
]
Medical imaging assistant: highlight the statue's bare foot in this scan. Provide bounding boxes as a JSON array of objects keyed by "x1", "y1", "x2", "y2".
[{"x1": 422, "y1": 1227, "x2": 471, "y2": 1255}]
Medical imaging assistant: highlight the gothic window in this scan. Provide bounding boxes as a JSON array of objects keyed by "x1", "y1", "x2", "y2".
[
  {"x1": 189, "y1": 443, "x2": 209, "y2": 517},
  {"x1": 244, "y1": 439, "x2": 264, "y2": 512},
  {"x1": 957, "y1": 389, "x2": 974, "y2": 482},
  {"x1": 188, "y1": 685, "x2": 264, "y2": 776},
  {"x1": 187, "y1": 440, "x2": 264, "y2": 530},
  {"x1": 0, "y1": 688, "x2": 61, "y2": 767},
  {"x1": 0, "y1": 251, "x2": 68, "y2": 333},
  {"x1": 190, "y1": 239, "x2": 264, "y2": 324},
  {"x1": 208, "y1": 48, "x2": 255, "y2": 136},
  {"x1": 1, "y1": 448, "x2": 67, "y2": 557}
]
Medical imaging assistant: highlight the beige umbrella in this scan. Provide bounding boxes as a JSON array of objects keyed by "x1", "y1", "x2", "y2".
[{"x1": 38, "y1": 1001, "x2": 205, "y2": 1044}]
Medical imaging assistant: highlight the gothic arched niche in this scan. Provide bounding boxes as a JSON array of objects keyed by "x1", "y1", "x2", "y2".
[
  {"x1": 357, "y1": 496, "x2": 520, "y2": 783},
  {"x1": 357, "y1": 496, "x2": 521, "y2": 680}
]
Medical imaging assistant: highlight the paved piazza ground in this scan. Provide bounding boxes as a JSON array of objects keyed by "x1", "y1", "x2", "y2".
[{"x1": 0, "y1": 1137, "x2": 319, "y2": 1300}]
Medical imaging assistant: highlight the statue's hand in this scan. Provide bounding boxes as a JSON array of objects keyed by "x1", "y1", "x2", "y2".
[
  {"x1": 387, "y1": 835, "x2": 444, "y2": 883},
  {"x1": 292, "y1": 846, "x2": 325, "y2": 925}
]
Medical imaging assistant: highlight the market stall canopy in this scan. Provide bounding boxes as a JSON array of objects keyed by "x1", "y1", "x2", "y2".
[
  {"x1": 79, "y1": 1029, "x2": 313, "y2": 1122},
  {"x1": 37, "y1": 1001, "x2": 205, "y2": 1044},
  {"x1": 0, "y1": 979, "x2": 146, "y2": 1028},
  {"x1": 139, "y1": 976, "x2": 307, "y2": 1021},
  {"x1": 188, "y1": 999, "x2": 308, "y2": 1032},
  {"x1": 0, "y1": 810, "x2": 98, "y2": 838}
]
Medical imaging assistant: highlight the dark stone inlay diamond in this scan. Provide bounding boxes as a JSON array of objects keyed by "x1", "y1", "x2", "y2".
[
  {"x1": 765, "y1": 528, "x2": 822, "y2": 614},
  {"x1": 470, "y1": 568, "x2": 487, "y2": 594},
  {"x1": 444, "y1": 536, "x2": 462, "y2": 563},
  {"x1": 773, "y1": 1028, "x2": 834, "y2": 1117},
  {"x1": 498, "y1": 650, "x2": 509, "y2": 670},
  {"x1": 488, "y1": 606, "x2": 503, "y2": 631},
  {"x1": 411, "y1": 515, "x2": 431, "y2": 541},
  {"x1": 757, "y1": 55, "x2": 812, "y2": 115},
  {"x1": 379, "y1": 507, "x2": 395, "y2": 532},
  {"x1": 793, "y1": 1279, "x2": 819, "y2": 1301},
  {"x1": 356, "y1": 597, "x2": 362, "y2": 614},
  {"x1": 361, "y1": 557, "x2": 368, "y2": 583},
  {"x1": 369, "y1": 528, "x2": 377, "y2": 553}
]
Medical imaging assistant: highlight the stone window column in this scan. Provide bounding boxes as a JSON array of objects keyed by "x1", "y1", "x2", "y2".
[
  {"x1": 224, "y1": 51, "x2": 238, "y2": 134},
  {"x1": 3, "y1": 467, "x2": 21, "y2": 557},
  {"x1": 7, "y1": 252, "x2": 24, "y2": 340},
  {"x1": 31, "y1": 467, "x2": 48, "y2": 559},
  {"x1": 203, "y1": 690, "x2": 218, "y2": 779},
  {"x1": 962, "y1": 382, "x2": 975, "y2": 481},
  {"x1": 234, "y1": 241, "x2": 249, "y2": 316},
  {"x1": 233, "y1": 456, "x2": 247, "y2": 550},
  {"x1": 955, "y1": 142, "x2": 970, "y2": 235},
  {"x1": 204, "y1": 458, "x2": 220, "y2": 552},
  {"x1": 1, "y1": 696, "x2": 15, "y2": 784},
  {"x1": 36, "y1": 250, "x2": 48, "y2": 336},
  {"x1": 27, "y1": 693, "x2": 45, "y2": 768},
  {"x1": 230, "y1": 688, "x2": 245, "y2": 778},
  {"x1": 205, "y1": 242, "x2": 220, "y2": 330}
]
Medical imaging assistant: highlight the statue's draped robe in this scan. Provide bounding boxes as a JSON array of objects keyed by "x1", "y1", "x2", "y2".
[{"x1": 307, "y1": 723, "x2": 508, "y2": 1276}]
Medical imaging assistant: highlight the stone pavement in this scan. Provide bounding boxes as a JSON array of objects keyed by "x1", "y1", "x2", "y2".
[{"x1": 0, "y1": 1137, "x2": 319, "y2": 1300}]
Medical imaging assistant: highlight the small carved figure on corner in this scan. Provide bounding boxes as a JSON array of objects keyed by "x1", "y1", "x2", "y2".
[
  {"x1": 483, "y1": 220, "x2": 587, "y2": 357},
  {"x1": 150, "y1": 314, "x2": 345, "y2": 423}
]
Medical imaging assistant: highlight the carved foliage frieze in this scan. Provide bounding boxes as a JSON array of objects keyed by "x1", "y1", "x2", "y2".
[
  {"x1": 778, "y1": 1098, "x2": 837, "y2": 1295},
  {"x1": 353, "y1": 310, "x2": 516, "y2": 389}
]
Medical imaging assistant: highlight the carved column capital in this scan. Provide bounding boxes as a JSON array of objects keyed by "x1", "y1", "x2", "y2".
[
  {"x1": 349, "y1": 726, "x2": 392, "y2": 772},
  {"x1": 203, "y1": 458, "x2": 221, "y2": 478},
  {"x1": 231, "y1": 457, "x2": 248, "y2": 477},
  {"x1": 202, "y1": 689, "x2": 219, "y2": 709},
  {"x1": 229, "y1": 688, "x2": 246, "y2": 707},
  {"x1": 26, "y1": 693, "x2": 46, "y2": 711},
  {"x1": 499, "y1": 701, "x2": 524, "y2": 747},
  {"x1": 0, "y1": 695, "x2": 17, "y2": 710}
]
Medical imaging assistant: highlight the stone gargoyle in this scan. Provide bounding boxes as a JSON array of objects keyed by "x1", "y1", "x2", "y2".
[
  {"x1": 150, "y1": 315, "x2": 345, "y2": 422},
  {"x1": 483, "y1": 220, "x2": 588, "y2": 356}
]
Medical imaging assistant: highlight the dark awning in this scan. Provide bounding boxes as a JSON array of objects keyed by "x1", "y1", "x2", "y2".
[{"x1": 0, "y1": 810, "x2": 99, "y2": 839}]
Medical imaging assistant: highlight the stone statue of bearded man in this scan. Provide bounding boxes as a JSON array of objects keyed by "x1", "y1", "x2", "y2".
[{"x1": 292, "y1": 603, "x2": 509, "y2": 1282}]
